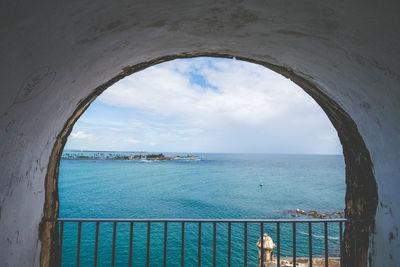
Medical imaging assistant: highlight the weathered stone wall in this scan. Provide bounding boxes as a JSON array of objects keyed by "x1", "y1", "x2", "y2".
[{"x1": 0, "y1": 1, "x2": 398, "y2": 266}]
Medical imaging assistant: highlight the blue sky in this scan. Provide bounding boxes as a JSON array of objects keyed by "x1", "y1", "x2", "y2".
[{"x1": 65, "y1": 57, "x2": 342, "y2": 154}]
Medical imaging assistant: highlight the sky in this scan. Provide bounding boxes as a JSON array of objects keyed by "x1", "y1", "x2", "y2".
[{"x1": 65, "y1": 57, "x2": 342, "y2": 154}]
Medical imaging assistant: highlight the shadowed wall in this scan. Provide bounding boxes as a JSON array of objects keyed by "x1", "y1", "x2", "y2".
[{"x1": 0, "y1": 1, "x2": 398, "y2": 266}]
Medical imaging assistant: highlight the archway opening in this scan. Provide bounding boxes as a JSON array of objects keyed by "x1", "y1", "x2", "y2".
[{"x1": 41, "y1": 54, "x2": 378, "y2": 267}]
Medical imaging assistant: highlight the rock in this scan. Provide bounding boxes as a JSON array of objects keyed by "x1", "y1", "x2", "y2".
[
  {"x1": 280, "y1": 261, "x2": 305, "y2": 267},
  {"x1": 296, "y1": 209, "x2": 306, "y2": 215},
  {"x1": 280, "y1": 260, "x2": 290, "y2": 267}
]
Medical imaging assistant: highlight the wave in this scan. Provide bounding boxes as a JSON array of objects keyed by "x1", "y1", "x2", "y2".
[
  {"x1": 297, "y1": 230, "x2": 340, "y2": 240},
  {"x1": 140, "y1": 160, "x2": 154, "y2": 163}
]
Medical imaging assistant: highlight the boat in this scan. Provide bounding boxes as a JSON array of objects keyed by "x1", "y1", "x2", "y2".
[{"x1": 259, "y1": 179, "x2": 263, "y2": 186}]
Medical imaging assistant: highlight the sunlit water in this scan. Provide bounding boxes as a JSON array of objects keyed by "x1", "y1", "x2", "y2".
[{"x1": 59, "y1": 152, "x2": 345, "y2": 266}]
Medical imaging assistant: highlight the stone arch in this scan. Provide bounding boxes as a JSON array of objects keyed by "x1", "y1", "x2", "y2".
[
  {"x1": 1, "y1": 2, "x2": 398, "y2": 267},
  {"x1": 40, "y1": 53, "x2": 377, "y2": 267}
]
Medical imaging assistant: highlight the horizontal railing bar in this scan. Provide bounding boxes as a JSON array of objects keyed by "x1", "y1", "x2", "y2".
[{"x1": 51, "y1": 218, "x2": 361, "y2": 223}]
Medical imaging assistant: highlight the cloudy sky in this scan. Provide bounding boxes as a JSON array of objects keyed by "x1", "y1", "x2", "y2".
[{"x1": 65, "y1": 57, "x2": 342, "y2": 154}]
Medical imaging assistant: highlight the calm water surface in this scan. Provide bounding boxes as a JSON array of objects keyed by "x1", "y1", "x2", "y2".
[{"x1": 59, "y1": 152, "x2": 345, "y2": 266}]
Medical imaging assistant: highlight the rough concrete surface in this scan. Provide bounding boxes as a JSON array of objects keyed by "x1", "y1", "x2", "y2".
[{"x1": 0, "y1": 1, "x2": 399, "y2": 266}]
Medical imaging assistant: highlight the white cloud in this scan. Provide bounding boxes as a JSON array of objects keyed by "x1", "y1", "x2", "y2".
[
  {"x1": 98, "y1": 58, "x2": 315, "y2": 127},
  {"x1": 69, "y1": 131, "x2": 93, "y2": 140},
  {"x1": 66, "y1": 57, "x2": 342, "y2": 154},
  {"x1": 126, "y1": 138, "x2": 140, "y2": 144}
]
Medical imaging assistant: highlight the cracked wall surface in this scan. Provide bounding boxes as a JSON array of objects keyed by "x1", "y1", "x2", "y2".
[{"x1": 0, "y1": 1, "x2": 399, "y2": 266}]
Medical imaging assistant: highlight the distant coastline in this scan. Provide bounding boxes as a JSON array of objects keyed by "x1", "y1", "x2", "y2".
[{"x1": 61, "y1": 152, "x2": 199, "y2": 161}]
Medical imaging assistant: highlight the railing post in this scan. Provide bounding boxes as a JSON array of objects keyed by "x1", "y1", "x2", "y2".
[
  {"x1": 76, "y1": 222, "x2": 82, "y2": 267},
  {"x1": 277, "y1": 222, "x2": 280, "y2": 267},
  {"x1": 181, "y1": 222, "x2": 185, "y2": 267},
  {"x1": 260, "y1": 223, "x2": 264, "y2": 267},
  {"x1": 147, "y1": 222, "x2": 150, "y2": 267},
  {"x1": 339, "y1": 222, "x2": 342, "y2": 267},
  {"x1": 293, "y1": 222, "x2": 296, "y2": 267},
  {"x1": 244, "y1": 222, "x2": 247, "y2": 267},
  {"x1": 112, "y1": 222, "x2": 117, "y2": 267},
  {"x1": 308, "y1": 222, "x2": 312, "y2": 267},
  {"x1": 324, "y1": 222, "x2": 328, "y2": 267},
  {"x1": 94, "y1": 222, "x2": 99, "y2": 267},
  {"x1": 129, "y1": 222, "x2": 133, "y2": 267},
  {"x1": 164, "y1": 222, "x2": 167, "y2": 267},
  {"x1": 228, "y1": 222, "x2": 231, "y2": 267},
  {"x1": 198, "y1": 222, "x2": 201, "y2": 267},
  {"x1": 213, "y1": 222, "x2": 216, "y2": 267}
]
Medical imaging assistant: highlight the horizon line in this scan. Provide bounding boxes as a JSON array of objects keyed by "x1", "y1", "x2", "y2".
[{"x1": 63, "y1": 149, "x2": 342, "y2": 156}]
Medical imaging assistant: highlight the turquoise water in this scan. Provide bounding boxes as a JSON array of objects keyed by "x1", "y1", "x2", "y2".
[{"x1": 59, "y1": 152, "x2": 345, "y2": 266}]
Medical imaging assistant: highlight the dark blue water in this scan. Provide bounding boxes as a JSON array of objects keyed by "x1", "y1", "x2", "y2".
[{"x1": 59, "y1": 152, "x2": 345, "y2": 266}]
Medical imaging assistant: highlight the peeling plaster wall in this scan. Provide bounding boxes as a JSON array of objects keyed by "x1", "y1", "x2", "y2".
[{"x1": 0, "y1": 1, "x2": 399, "y2": 266}]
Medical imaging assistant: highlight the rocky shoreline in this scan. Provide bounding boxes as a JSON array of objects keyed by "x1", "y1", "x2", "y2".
[
  {"x1": 290, "y1": 209, "x2": 344, "y2": 219},
  {"x1": 267, "y1": 257, "x2": 340, "y2": 267}
]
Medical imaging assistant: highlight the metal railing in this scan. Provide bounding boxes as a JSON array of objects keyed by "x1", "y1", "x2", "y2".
[{"x1": 53, "y1": 218, "x2": 361, "y2": 267}]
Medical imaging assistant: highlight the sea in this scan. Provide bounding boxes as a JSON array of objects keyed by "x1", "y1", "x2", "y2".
[{"x1": 59, "y1": 151, "x2": 345, "y2": 266}]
